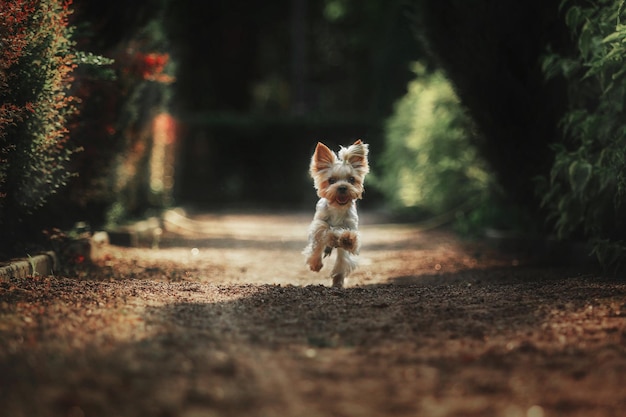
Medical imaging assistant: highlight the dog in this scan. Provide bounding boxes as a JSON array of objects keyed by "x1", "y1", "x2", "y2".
[{"x1": 303, "y1": 139, "x2": 369, "y2": 287}]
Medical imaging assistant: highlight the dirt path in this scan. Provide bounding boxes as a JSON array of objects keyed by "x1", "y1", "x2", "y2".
[{"x1": 1, "y1": 211, "x2": 626, "y2": 417}]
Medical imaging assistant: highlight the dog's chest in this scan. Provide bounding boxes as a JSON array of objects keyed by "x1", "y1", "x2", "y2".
[{"x1": 319, "y1": 199, "x2": 358, "y2": 229}]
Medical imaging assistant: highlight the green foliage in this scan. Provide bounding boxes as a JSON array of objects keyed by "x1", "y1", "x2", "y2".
[
  {"x1": 377, "y1": 64, "x2": 491, "y2": 220},
  {"x1": 409, "y1": 0, "x2": 566, "y2": 219},
  {"x1": 74, "y1": 51, "x2": 116, "y2": 80},
  {"x1": 540, "y1": 0, "x2": 626, "y2": 267}
]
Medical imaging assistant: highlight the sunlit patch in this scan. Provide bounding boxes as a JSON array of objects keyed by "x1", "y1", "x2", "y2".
[
  {"x1": 149, "y1": 113, "x2": 177, "y2": 202},
  {"x1": 527, "y1": 405, "x2": 544, "y2": 417}
]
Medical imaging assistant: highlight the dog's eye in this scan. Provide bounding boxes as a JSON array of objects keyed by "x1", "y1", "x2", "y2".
[
  {"x1": 328, "y1": 177, "x2": 337, "y2": 185},
  {"x1": 348, "y1": 176, "x2": 355, "y2": 184}
]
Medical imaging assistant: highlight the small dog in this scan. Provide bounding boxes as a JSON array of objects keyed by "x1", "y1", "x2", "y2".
[{"x1": 303, "y1": 139, "x2": 369, "y2": 287}]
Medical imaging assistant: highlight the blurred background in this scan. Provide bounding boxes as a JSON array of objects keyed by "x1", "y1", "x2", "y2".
[{"x1": 2, "y1": 0, "x2": 626, "y2": 267}]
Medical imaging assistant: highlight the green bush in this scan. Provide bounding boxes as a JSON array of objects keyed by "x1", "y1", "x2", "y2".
[
  {"x1": 0, "y1": 0, "x2": 79, "y2": 251},
  {"x1": 409, "y1": 0, "x2": 566, "y2": 219},
  {"x1": 377, "y1": 64, "x2": 491, "y2": 222},
  {"x1": 540, "y1": 0, "x2": 626, "y2": 267}
]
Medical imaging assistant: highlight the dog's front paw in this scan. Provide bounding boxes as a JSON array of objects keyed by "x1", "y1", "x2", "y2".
[
  {"x1": 338, "y1": 230, "x2": 359, "y2": 253},
  {"x1": 326, "y1": 231, "x2": 339, "y2": 249},
  {"x1": 306, "y1": 255, "x2": 323, "y2": 272}
]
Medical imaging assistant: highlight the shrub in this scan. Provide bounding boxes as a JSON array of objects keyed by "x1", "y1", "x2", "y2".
[
  {"x1": 409, "y1": 0, "x2": 566, "y2": 220},
  {"x1": 377, "y1": 64, "x2": 492, "y2": 221},
  {"x1": 0, "y1": 0, "x2": 78, "y2": 251},
  {"x1": 540, "y1": 0, "x2": 626, "y2": 267}
]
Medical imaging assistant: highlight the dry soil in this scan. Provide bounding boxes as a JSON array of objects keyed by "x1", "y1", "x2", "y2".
[{"x1": 1, "y1": 211, "x2": 625, "y2": 417}]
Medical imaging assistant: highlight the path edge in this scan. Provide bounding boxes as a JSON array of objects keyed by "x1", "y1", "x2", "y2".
[{"x1": 0, "y1": 251, "x2": 58, "y2": 281}]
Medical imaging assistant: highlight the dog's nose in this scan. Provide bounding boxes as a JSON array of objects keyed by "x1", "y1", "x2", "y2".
[{"x1": 337, "y1": 186, "x2": 348, "y2": 193}]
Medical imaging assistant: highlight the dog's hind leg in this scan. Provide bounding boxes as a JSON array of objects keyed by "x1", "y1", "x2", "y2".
[{"x1": 331, "y1": 248, "x2": 357, "y2": 288}]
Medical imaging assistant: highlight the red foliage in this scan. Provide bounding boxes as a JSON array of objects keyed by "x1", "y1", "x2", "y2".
[
  {"x1": 136, "y1": 52, "x2": 174, "y2": 83},
  {"x1": 0, "y1": 0, "x2": 36, "y2": 139},
  {"x1": 0, "y1": 0, "x2": 80, "y2": 228}
]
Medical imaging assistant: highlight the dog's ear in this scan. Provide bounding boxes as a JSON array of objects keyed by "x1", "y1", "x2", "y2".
[
  {"x1": 310, "y1": 142, "x2": 337, "y2": 175},
  {"x1": 340, "y1": 140, "x2": 369, "y2": 174}
]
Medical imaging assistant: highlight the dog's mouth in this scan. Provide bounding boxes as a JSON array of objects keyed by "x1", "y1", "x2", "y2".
[{"x1": 336, "y1": 194, "x2": 351, "y2": 205}]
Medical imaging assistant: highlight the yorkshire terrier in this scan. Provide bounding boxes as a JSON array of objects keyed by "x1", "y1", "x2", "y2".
[{"x1": 303, "y1": 139, "x2": 370, "y2": 288}]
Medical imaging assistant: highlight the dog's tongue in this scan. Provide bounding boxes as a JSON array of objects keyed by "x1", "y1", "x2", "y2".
[{"x1": 336, "y1": 194, "x2": 350, "y2": 205}]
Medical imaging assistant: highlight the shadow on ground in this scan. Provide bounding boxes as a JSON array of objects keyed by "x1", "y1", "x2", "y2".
[{"x1": 3, "y1": 266, "x2": 626, "y2": 417}]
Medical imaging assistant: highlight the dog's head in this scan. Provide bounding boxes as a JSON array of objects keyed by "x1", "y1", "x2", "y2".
[{"x1": 309, "y1": 140, "x2": 369, "y2": 207}]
